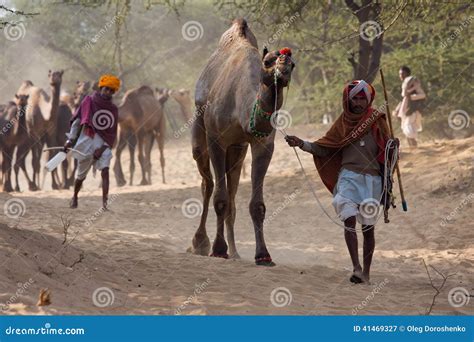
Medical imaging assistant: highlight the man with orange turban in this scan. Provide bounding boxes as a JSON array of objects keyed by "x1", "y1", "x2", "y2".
[
  {"x1": 64, "y1": 74, "x2": 120, "y2": 210},
  {"x1": 286, "y1": 80, "x2": 395, "y2": 284}
]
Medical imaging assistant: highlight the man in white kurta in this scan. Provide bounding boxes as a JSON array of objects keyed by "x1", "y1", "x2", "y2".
[{"x1": 393, "y1": 66, "x2": 426, "y2": 149}]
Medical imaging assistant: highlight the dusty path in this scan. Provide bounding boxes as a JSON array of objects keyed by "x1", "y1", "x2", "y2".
[{"x1": 0, "y1": 125, "x2": 472, "y2": 315}]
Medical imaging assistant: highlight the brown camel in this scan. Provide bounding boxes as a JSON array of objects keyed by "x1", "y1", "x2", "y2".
[
  {"x1": 17, "y1": 70, "x2": 64, "y2": 189},
  {"x1": 190, "y1": 19, "x2": 295, "y2": 266},
  {"x1": 0, "y1": 94, "x2": 37, "y2": 192},
  {"x1": 169, "y1": 89, "x2": 192, "y2": 122},
  {"x1": 114, "y1": 85, "x2": 167, "y2": 186}
]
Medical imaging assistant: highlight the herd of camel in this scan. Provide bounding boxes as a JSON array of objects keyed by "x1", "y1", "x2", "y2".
[{"x1": 0, "y1": 71, "x2": 193, "y2": 193}]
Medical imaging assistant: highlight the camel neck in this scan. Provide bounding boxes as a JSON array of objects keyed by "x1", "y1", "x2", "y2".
[
  {"x1": 248, "y1": 84, "x2": 284, "y2": 138},
  {"x1": 49, "y1": 83, "x2": 61, "y2": 123},
  {"x1": 177, "y1": 102, "x2": 192, "y2": 121},
  {"x1": 14, "y1": 105, "x2": 27, "y2": 136}
]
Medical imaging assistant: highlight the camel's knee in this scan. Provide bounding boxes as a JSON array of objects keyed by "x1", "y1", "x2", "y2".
[
  {"x1": 249, "y1": 200, "x2": 266, "y2": 222},
  {"x1": 214, "y1": 196, "x2": 228, "y2": 216},
  {"x1": 201, "y1": 179, "x2": 214, "y2": 197}
]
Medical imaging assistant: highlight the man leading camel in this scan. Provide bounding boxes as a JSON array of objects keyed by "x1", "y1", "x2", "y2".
[
  {"x1": 64, "y1": 74, "x2": 120, "y2": 209},
  {"x1": 286, "y1": 80, "x2": 395, "y2": 284}
]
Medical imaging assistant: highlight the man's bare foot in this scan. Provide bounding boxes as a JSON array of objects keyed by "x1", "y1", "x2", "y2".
[
  {"x1": 350, "y1": 266, "x2": 364, "y2": 284},
  {"x1": 70, "y1": 197, "x2": 78, "y2": 209},
  {"x1": 362, "y1": 271, "x2": 370, "y2": 284}
]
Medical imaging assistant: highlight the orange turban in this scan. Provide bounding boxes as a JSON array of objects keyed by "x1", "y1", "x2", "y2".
[{"x1": 98, "y1": 74, "x2": 120, "y2": 92}]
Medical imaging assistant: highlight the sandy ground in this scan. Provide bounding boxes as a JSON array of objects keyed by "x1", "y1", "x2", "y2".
[{"x1": 0, "y1": 124, "x2": 472, "y2": 315}]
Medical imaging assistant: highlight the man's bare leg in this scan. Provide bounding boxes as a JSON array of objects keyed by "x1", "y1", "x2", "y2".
[
  {"x1": 344, "y1": 216, "x2": 363, "y2": 283},
  {"x1": 362, "y1": 225, "x2": 375, "y2": 283},
  {"x1": 101, "y1": 167, "x2": 109, "y2": 210},
  {"x1": 70, "y1": 178, "x2": 84, "y2": 209}
]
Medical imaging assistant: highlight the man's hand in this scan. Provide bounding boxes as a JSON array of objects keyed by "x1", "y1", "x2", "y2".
[
  {"x1": 63, "y1": 140, "x2": 73, "y2": 152},
  {"x1": 93, "y1": 145, "x2": 107, "y2": 160},
  {"x1": 285, "y1": 135, "x2": 304, "y2": 148}
]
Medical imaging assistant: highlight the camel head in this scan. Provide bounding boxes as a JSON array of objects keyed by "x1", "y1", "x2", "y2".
[
  {"x1": 168, "y1": 89, "x2": 192, "y2": 107},
  {"x1": 14, "y1": 94, "x2": 29, "y2": 107},
  {"x1": 155, "y1": 87, "x2": 170, "y2": 105},
  {"x1": 73, "y1": 81, "x2": 91, "y2": 107},
  {"x1": 48, "y1": 69, "x2": 64, "y2": 87},
  {"x1": 261, "y1": 47, "x2": 295, "y2": 88}
]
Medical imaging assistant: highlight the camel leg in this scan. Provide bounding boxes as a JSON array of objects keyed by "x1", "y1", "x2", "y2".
[
  {"x1": 2, "y1": 148, "x2": 14, "y2": 193},
  {"x1": 208, "y1": 136, "x2": 229, "y2": 258},
  {"x1": 128, "y1": 133, "x2": 137, "y2": 186},
  {"x1": 31, "y1": 141, "x2": 43, "y2": 190},
  {"x1": 14, "y1": 143, "x2": 36, "y2": 192},
  {"x1": 137, "y1": 132, "x2": 148, "y2": 185},
  {"x1": 113, "y1": 130, "x2": 127, "y2": 187},
  {"x1": 143, "y1": 132, "x2": 154, "y2": 185},
  {"x1": 249, "y1": 142, "x2": 275, "y2": 266},
  {"x1": 189, "y1": 115, "x2": 212, "y2": 256},
  {"x1": 225, "y1": 143, "x2": 248, "y2": 259},
  {"x1": 156, "y1": 118, "x2": 166, "y2": 184}
]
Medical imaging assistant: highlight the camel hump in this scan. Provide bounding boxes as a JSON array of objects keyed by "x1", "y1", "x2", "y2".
[
  {"x1": 219, "y1": 18, "x2": 258, "y2": 49},
  {"x1": 137, "y1": 85, "x2": 155, "y2": 96}
]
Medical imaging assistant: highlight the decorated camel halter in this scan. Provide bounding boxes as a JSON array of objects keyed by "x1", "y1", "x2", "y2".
[{"x1": 249, "y1": 96, "x2": 274, "y2": 138}]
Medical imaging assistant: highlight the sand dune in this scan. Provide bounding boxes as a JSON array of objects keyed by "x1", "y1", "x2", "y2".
[{"x1": 0, "y1": 126, "x2": 472, "y2": 315}]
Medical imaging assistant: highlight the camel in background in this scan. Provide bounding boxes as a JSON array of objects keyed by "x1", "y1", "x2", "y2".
[
  {"x1": 114, "y1": 85, "x2": 168, "y2": 187},
  {"x1": 17, "y1": 70, "x2": 64, "y2": 190},
  {"x1": 0, "y1": 94, "x2": 36, "y2": 192},
  {"x1": 190, "y1": 19, "x2": 295, "y2": 265}
]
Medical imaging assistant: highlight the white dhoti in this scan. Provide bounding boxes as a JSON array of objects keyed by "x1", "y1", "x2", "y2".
[
  {"x1": 332, "y1": 168, "x2": 382, "y2": 226},
  {"x1": 395, "y1": 76, "x2": 425, "y2": 139},
  {"x1": 67, "y1": 118, "x2": 112, "y2": 180}
]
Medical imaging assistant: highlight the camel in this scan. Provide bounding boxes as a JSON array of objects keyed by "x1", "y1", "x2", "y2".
[
  {"x1": 169, "y1": 88, "x2": 192, "y2": 122},
  {"x1": 17, "y1": 70, "x2": 64, "y2": 190},
  {"x1": 0, "y1": 94, "x2": 37, "y2": 192},
  {"x1": 114, "y1": 85, "x2": 168, "y2": 186},
  {"x1": 189, "y1": 19, "x2": 295, "y2": 266}
]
